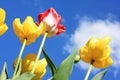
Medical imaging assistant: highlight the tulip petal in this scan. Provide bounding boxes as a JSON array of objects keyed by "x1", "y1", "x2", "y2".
[
  {"x1": 13, "y1": 18, "x2": 25, "y2": 38},
  {"x1": 22, "y1": 16, "x2": 38, "y2": 35},
  {"x1": 21, "y1": 54, "x2": 47, "y2": 79},
  {"x1": 101, "y1": 36, "x2": 112, "y2": 45},
  {"x1": 93, "y1": 57, "x2": 113, "y2": 68},
  {"x1": 86, "y1": 37, "x2": 100, "y2": 49},
  {"x1": 56, "y1": 24, "x2": 66, "y2": 35},
  {"x1": 0, "y1": 8, "x2": 5, "y2": 25},
  {"x1": 80, "y1": 46, "x2": 92, "y2": 63},
  {"x1": 0, "y1": 24, "x2": 8, "y2": 35}
]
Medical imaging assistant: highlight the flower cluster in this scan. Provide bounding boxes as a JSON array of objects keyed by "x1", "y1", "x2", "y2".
[{"x1": 0, "y1": 7, "x2": 113, "y2": 80}]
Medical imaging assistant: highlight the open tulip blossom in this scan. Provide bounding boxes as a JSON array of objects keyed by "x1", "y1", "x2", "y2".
[
  {"x1": 80, "y1": 36, "x2": 113, "y2": 80},
  {"x1": 37, "y1": 8, "x2": 66, "y2": 37},
  {"x1": 0, "y1": 8, "x2": 8, "y2": 36},
  {"x1": 80, "y1": 36, "x2": 113, "y2": 68},
  {"x1": 13, "y1": 16, "x2": 43, "y2": 45},
  {"x1": 14, "y1": 53, "x2": 47, "y2": 80}
]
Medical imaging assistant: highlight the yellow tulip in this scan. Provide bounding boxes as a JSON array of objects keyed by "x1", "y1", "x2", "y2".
[
  {"x1": 80, "y1": 36, "x2": 113, "y2": 68},
  {"x1": 13, "y1": 16, "x2": 43, "y2": 45},
  {"x1": 14, "y1": 53, "x2": 47, "y2": 80},
  {"x1": 0, "y1": 8, "x2": 8, "y2": 35}
]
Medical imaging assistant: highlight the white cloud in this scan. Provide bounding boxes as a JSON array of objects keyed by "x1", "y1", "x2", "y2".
[{"x1": 64, "y1": 17, "x2": 120, "y2": 72}]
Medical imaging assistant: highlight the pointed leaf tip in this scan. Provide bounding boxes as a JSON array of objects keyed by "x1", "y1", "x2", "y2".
[
  {"x1": 92, "y1": 69, "x2": 108, "y2": 80},
  {"x1": 42, "y1": 48, "x2": 57, "y2": 76},
  {"x1": 53, "y1": 49, "x2": 78, "y2": 80},
  {"x1": 0, "y1": 62, "x2": 8, "y2": 80}
]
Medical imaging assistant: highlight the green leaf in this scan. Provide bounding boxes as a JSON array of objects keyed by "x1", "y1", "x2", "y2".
[
  {"x1": 0, "y1": 62, "x2": 8, "y2": 80},
  {"x1": 16, "y1": 72, "x2": 35, "y2": 80},
  {"x1": 13, "y1": 60, "x2": 22, "y2": 79},
  {"x1": 92, "y1": 69, "x2": 108, "y2": 80},
  {"x1": 53, "y1": 49, "x2": 78, "y2": 80},
  {"x1": 42, "y1": 49, "x2": 57, "y2": 76}
]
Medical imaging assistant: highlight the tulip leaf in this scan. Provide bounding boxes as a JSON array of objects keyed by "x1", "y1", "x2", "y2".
[
  {"x1": 42, "y1": 49, "x2": 57, "y2": 76},
  {"x1": 13, "y1": 60, "x2": 22, "y2": 79},
  {"x1": 16, "y1": 72, "x2": 35, "y2": 80},
  {"x1": 0, "y1": 62, "x2": 8, "y2": 80},
  {"x1": 52, "y1": 49, "x2": 78, "y2": 80},
  {"x1": 92, "y1": 69, "x2": 107, "y2": 80}
]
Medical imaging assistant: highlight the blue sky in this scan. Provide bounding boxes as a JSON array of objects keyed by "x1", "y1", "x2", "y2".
[{"x1": 0, "y1": 0, "x2": 120, "y2": 80}]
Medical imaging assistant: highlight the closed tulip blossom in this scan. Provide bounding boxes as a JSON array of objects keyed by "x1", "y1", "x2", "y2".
[
  {"x1": 80, "y1": 36, "x2": 113, "y2": 68},
  {"x1": 14, "y1": 54, "x2": 47, "y2": 80},
  {"x1": 37, "y1": 8, "x2": 66, "y2": 37},
  {"x1": 0, "y1": 8, "x2": 8, "y2": 35},
  {"x1": 13, "y1": 16, "x2": 43, "y2": 45}
]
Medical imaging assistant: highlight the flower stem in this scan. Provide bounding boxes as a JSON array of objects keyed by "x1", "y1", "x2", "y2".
[
  {"x1": 84, "y1": 64, "x2": 93, "y2": 80},
  {"x1": 12, "y1": 39, "x2": 26, "y2": 79},
  {"x1": 31, "y1": 32, "x2": 48, "y2": 74}
]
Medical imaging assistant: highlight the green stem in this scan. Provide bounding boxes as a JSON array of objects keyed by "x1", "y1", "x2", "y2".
[
  {"x1": 12, "y1": 39, "x2": 26, "y2": 79},
  {"x1": 31, "y1": 32, "x2": 48, "y2": 74},
  {"x1": 84, "y1": 64, "x2": 93, "y2": 80}
]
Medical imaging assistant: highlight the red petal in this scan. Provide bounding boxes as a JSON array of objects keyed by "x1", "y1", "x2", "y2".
[
  {"x1": 38, "y1": 8, "x2": 61, "y2": 25},
  {"x1": 56, "y1": 24, "x2": 66, "y2": 35}
]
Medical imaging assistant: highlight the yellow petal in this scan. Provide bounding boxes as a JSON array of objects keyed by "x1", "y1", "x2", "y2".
[
  {"x1": 80, "y1": 46, "x2": 92, "y2": 63},
  {"x1": 93, "y1": 57, "x2": 113, "y2": 68},
  {"x1": 32, "y1": 22, "x2": 44, "y2": 37},
  {"x1": 86, "y1": 37, "x2": 100, "y2": 49},
  {"x1": 102, "y1": 45, "x2": 111, "y2": 57},
  {"x1": 98, "y1": 36, "x2": 112, "y2": 50},
  {"x1": 25, "y1": 22, "x2": 44, "y2": 45},
  {"x1": 35, "y1": 58, "x2": 47, "y2": 74},
  {"x1": 32, "y1": 69, "x2": 46, "y2": 80},
  {"x1": 22, "y1": 54, "x2": 36, "y2": 73},
  {"x1": 22, "y1": 16, "x2": 38, "y2": 35},
  {"x1": 22, "y1": 54, "x2": 47, "y2": 75},
  {"x1": 101, "y1": 36, "x2": 112, "y2": 45},
  {"x1": 0, "y1": 8, "x2": 5, "y2": 25},
  {"x1": 13, "y1": 18, "x2": 25, "y2": 39},
  {"x1": 39, "y1": 69, "x2": 46, "y2": 78},
  {"x1": 88, "y1": 45, "x2": 110, "y2": 60},
  {"x1": 0, "y1": 24, "x2": 8, "y2": 35}
]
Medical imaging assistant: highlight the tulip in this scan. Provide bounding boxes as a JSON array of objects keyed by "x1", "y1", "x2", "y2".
[
  {"x1": 13, "y1": 16, "x2": 43, "y2": 45},
  {"x1": 31, "y1": 8, "x2": 66, "y2": 74},
  {"x1": 14, "y1": 53, "x2": 47, "y2": 80},
  {"x1": 80, "y1": 36, "x2": 113, "y2": 68},
  {"x1": 0, "y1": 8, "x2": 8, "y2": 35},
  {"x1": 80, "y1": 36, "x2": 113, "y2": 80},
  {"x1": 37, "y1": 8, "x2": 66, "y2": 37}
]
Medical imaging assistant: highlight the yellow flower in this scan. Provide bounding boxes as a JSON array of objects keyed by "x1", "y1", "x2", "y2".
[
  {"x1": 0, "y1": 8, "x2": 8, "y2": 35},
  {"x1": 14, "y1": 53, "x2": 47, "y2": 80},
  {"x1": 13, "y1": 16, "x2": 43, "y2": 45},
  {"x1": 80, "y1": 36, "x2": 113, "y2": 68}
]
